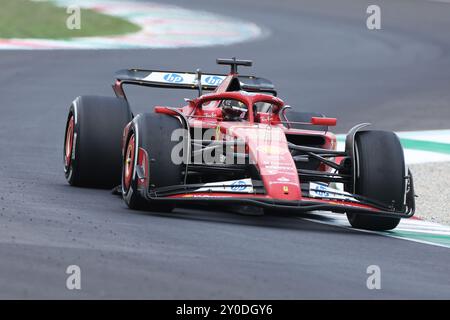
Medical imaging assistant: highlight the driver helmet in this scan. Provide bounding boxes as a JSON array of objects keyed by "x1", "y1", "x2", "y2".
[{"x1": 221, "y1": 99, "x2": 247, "y2": 121}]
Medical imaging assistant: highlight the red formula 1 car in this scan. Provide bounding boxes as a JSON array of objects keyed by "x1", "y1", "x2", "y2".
[{"x1": 63, "y1": 58, "x2": 415, "y2": 231}]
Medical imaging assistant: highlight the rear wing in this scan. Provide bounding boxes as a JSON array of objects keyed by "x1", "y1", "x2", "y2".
[{"x1": 114, "y1": 69, "x2": 277, "y2": 96}]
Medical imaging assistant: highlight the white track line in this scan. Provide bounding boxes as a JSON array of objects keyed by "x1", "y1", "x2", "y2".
[
  {"x1": 299, "y1": 213, "x2": 450, "y2": 249},
  {"x1": 312, "y1": 129, "x2": 450, "y2": 248}
]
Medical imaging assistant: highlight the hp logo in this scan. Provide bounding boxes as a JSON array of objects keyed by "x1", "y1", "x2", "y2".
[
  {"x1": 315, "y1": 185, "x2": 330, "y2": 197},
  {"x1": 164, "y1": 73, "x2": 184, "y2": 83},
  {"x1": 204, "y1": 76, "x2": 223, "y2": 86},
  {"x1": 231, "y1": 180, "x2": 246, "y2": 191}
]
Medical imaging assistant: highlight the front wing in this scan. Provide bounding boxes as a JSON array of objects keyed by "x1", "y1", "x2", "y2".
[{"x1": 141, "y1": 190, "x2": 415, "y2": 219}]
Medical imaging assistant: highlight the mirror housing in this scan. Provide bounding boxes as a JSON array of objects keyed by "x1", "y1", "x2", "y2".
[{"x1": 311, "y1": 117, "x2": 337, "y2": 126}]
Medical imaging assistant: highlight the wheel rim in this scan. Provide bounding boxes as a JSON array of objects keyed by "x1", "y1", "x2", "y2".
[
  {"x1": 123, "y1": 134, "x2": 135, "y2": 191},
  {"x1": 64, "y1": 115, "x2": 75, "y2": 169}
]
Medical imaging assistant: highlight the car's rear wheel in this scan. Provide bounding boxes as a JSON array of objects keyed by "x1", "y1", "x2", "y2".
[
  {"x1": 63, "y1": 96, "x2": 132, "y2": 188},
  {"x1": 346, "y1": 130, "x2": 406, "y2": 231},
  {"x1": 122, "y1": 113, "x2": 184, "y2": 212}
]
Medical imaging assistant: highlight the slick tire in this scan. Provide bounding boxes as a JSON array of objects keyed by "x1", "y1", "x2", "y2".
[
  {"x1": 63, "y1": 96, "x2": 132, "y2": 188},
  {"x1": 346, "y1": 130, "x2": 405, "y2": 231},
  {"x1": 122, "y1": 113, "x2": 184, "y2": 212}
]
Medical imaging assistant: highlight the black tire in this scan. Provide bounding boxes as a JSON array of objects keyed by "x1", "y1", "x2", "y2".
[
  {"x1": 346, "y1": 130, "x2": 406, "y2": 231},
  {"x1": 122, "y1": 113, "x2": 184, "y2": 212},
  {"x1": 280, "y1": 109, "x2": 327, "y2": 131},
  {"x1": 63, "y1": 96, "x2": 132, "y2": 188}
]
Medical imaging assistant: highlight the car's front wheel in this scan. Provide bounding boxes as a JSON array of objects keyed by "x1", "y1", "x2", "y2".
[
  {"x1": 122, "y1": 113, "x2": 184, "y2": 212},
  {"x1": 346, "y1": 130, "x2": 408, "y2": 231}
]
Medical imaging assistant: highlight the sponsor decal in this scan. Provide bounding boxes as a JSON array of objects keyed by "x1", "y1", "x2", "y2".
[
  {"x1": 262, "y1": 154, "x2": 289, "y2": 161},
  {"x1": 231, "y1": 180, "x2": 247, "y2": 191},
  {"x1": 143, "y1": 72, "x2": 227, "y2": 87},
  {"x1": 163, "y1": 73, "x2": 184, "y2": 83},
  {"x1": 309, "y1": 182, "x2": 358, "y2": 202},
  {"x1": 143, "y1": 72, "x2": 192, "y2": 83},
  {"x1": 312, "y1": 184, "x2": 330, "y2": 197},
  {"x1": 265, "y1": 165, "x2": 293, "y2": 171},
  {"x1": 262, "y1": 167, "x2": 297, "y2": 175},
  {"x1": 203, "y1": 75, "x2": 224, "y2": 86},
  {"x1": 195, "y1": 178, "x2": 254, "y2": 193},
  {"x1": 257, "y1": 145, "x2": 286, "y2": 155}
]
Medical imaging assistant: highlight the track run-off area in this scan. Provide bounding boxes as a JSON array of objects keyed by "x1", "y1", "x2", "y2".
[{"x1": 0, "y1": 0, "x2": 263, "y2": 49}]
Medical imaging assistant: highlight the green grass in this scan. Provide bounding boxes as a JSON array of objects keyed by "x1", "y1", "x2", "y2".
[{"x1": 0, "y1": 0, "x2": 141, "y2": 39}]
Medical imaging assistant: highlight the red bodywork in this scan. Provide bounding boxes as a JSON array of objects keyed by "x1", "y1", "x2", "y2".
[
  {"x1": 147, "y1": 72, "x2": 348, "y2": 206},
  {"x1": 117, "y1": 69, "x2": 409, "y2": 218}
]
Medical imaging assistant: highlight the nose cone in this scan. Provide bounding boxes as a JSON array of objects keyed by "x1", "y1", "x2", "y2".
[{"x1": 232, "y1": 125, "x2": 301, "y2": 200}]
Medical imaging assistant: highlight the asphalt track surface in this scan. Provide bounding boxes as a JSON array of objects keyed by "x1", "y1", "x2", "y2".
[{"x1": 0, "y1": 0, "x2": 450, "y2": 298}]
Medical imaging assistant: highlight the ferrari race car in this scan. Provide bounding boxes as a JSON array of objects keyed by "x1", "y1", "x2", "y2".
[{"x1": 63, "y1": 58, "x2": 415, "y2": 231}]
